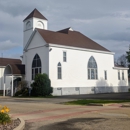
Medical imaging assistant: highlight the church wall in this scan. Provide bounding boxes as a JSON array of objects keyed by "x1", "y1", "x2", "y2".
[
  {"x1": 23, "y1": 17, "x2": 48, "y2": 49},
  {"x1": 33, "y1": 18, "x2": 48, "y2": 30},
  {"x1": 23, "y1": 18, "x2": 33, "y2": 48},
  {"x1": 23, "y1": 29, "x2": 33, "y2": 48},
  {"x1": 0, "y1": 67, "x2": 4, "y2": 90},
  {"x1": 49, "y1": 46, "x2": 128, "y2": 95},
  {"x1": 23, "y1": 32, "x2": 49, "y2": 82}
]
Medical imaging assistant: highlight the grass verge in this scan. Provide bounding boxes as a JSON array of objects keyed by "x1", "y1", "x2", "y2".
[{"x1": 65, "y1": 99, "x2": 130, "y2": 105}]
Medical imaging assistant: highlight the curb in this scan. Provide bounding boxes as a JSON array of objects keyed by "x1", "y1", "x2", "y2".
[
  {"x1": 13, "y1": 118, "x2": 25, "y2": 130},
  {"x1": 121, "y1": 104, "x2": 130, "y2": 107},
  {"x1": 87, "y1": 103, "x2": 117, "y2": 106}
]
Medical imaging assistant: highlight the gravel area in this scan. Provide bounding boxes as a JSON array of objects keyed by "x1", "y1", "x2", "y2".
[{"x1": 0, "y1": 118, "x2": 21, "y2": 130}]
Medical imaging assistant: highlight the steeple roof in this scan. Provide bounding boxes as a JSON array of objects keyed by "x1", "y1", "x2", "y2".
[{"x1": 23, "y1": 8, "x2": 47, "y2": 21}]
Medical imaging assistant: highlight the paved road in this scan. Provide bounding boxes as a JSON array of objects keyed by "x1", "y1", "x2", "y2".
[
  {"x1": 0, "y1": 93, "x2": 130, "y2": 130},
  {"x1": 59, "y1": 92, "x2": 130, "y2": 100}
]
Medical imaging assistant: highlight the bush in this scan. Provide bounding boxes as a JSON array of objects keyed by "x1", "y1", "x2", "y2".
[
  {"x1": 15, "y1": 90, "x2": 22, "y2": 96},
  {"x1": 18, "y1": 80, "x2": 28, "y2": 89},
  {"x1": 14, "y1": 80, "x2": 29, "y2": 97},
  {"x1": 22, "y1": 89, "x2": 29, "y2": 96},
  {"x1": 31, "y1": 73, "x2": 53, "y2": 96},
  {"x1": 0, "y1": 106, "x2": 11, "y2": 125}
]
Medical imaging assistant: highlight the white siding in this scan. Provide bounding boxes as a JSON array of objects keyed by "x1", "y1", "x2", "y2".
[
  {"x1": 0, "y1": 67, "x2": 4, "y2": 90},
  {"x1": 23, "y1": 17, "x2": 48, "y2": 48},
  {"x1": 24, "y1": 32, "x2": 49, "y2": 82},
  {"x1": 49, "y1": 46, "x2": 128, "y2": 88}
]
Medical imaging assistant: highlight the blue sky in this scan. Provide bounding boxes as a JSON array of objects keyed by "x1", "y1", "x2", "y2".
[{"x1": 0, "y1": 0, "x2": 130, "y2": 59}]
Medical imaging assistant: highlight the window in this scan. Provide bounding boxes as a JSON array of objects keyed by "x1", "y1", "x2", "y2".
[
  {"x1": 32, "y1": 54, "x2": 41, "y2": 80},
  {"x1": 37, "y1": 21, "x2": 44, "y2": 29},
  {"x1": 63, "y1": 51, "x2": 67, "y2": 62},
  {"x1": 88, "y1": 56, "x2": 98, "y2": 79},
  {"x1": 26, "y1": 21, "x2": 31, "y2": 29},
  {"x1": 57, "y1": 62, "x2": 62, "y2": 79},
  {"x1": 118, "y1": 70, "x2": 120, "y2": 80},
  {"x1": 104, "y1": 70, "x2": 107, "y2": 80},
  {"x1": 122, "y1": 71, "x2": 124, "y2": 80}
]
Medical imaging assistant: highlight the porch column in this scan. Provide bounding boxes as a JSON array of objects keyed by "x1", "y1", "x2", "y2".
[
  {"x1": 11, "y1": 75, "x2": 14, "y2": 96},
  {"x1": 3, "y1": 75, "x2": 5, "y2": 97}
]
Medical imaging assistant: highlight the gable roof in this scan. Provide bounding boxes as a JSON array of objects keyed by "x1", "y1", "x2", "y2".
[
  {"x1": 36, "y1": 28, "x2": 110, "y2": 52},
  {"x1": 23, "y1": 8, "x2": 47, "y2": 21},
  {"x1": 0, "y1": 58, "x2": 21, "y2": 66}
]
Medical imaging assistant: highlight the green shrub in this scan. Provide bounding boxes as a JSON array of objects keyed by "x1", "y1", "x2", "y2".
[
  {"x1": 31, "y1": 73, "x2": 53, "y2": 96},
  {"x1": 18, "y1": 80, "x2": 28, "y2": 89},
  {"x1": 15, "y1": 90, "x2": 22, "y2": 96},
  {"x1": 22, "y1": 89, "x2": 29, "y2": 96}
]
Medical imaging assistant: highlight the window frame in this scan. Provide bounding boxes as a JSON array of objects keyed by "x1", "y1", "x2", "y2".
[
  {"x1": 104, "y1": 70, "x2": 107, "y2": 80},
  {"x1": 88, "y1": 56, "x2": 98, "y2": 80},
  {"x1": 57, "y1": 62, "x2": 62, "y2": 79},
  {"x1": 118, "y1": 70, "x2": 120, "y2": 80},
  {"x1": 122, "y1": 70, "x2": 124, "y2": 80},
  {"x1": 63, "y1": 51, "x2": 67, "y2": 62},
  {"x1": 32, "y1": 54, "x2": 42, "y2": 80}
]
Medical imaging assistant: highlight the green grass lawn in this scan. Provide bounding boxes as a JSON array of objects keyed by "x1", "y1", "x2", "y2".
[{"x1": 65, "y1": 99, "x2": 130, "y2": 105}]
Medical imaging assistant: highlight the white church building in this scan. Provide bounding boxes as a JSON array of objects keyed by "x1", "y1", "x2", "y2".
[{"x1": 1, "y1": 9, "x2": 129, "y2": 96}]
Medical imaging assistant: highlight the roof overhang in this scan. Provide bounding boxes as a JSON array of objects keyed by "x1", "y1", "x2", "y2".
[
  {"x1": 49, "y1": 43, "x2": 115, "y2": 55},
  {"x1": 113, "y1": 67, "x2": 129, "y2": 70}
]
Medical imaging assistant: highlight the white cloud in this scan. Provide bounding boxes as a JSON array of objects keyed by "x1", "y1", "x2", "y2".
[
  {"x1": 94, "y1": 39, "x2": 129, "y2": 58},
  {"x1": 0, "y1": 40, "x2": 20, "y2": 51},
  {"x1": 0, "y1": 0, "x2": 130, "y2": 59}
]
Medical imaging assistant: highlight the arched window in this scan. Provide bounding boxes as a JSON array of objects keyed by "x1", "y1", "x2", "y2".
[
  {"x1": 57, "y1": 62, "x2": 62, "y2": 79},
  {"x1": 88, "y1": 56, "x2": 98, "y2": 79},
  {"x1": 32, "y1": 54, "x2": 41, "y2": 80},
  {"x1": 26, "y1": 21, "x2": 31, "y2": 29},
  {"x1": 37, "y1": 21, "x2": 44, "y2": 29}
]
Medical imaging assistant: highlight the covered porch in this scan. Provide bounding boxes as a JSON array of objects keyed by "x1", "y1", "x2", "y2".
[{"x1": 3, "y1": 64, "x2": 25, "y2": 96}]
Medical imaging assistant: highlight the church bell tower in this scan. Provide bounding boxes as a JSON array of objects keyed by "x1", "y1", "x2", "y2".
[{"x1": 23, "y1": 8, "x2": 48, "y2": 48}]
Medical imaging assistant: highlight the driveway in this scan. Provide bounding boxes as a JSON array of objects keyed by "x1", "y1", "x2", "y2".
[{"x1": 0, "y1": 93, "x2": 130, "y2": 130}]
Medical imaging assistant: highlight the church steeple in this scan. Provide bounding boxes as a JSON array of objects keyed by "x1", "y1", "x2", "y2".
[
  {"x1": 23, "y1": 8, "x2": 47, "y2": 21},
  {"x1": 23, "y1": 8, "x2": 48, "y2": 48}
]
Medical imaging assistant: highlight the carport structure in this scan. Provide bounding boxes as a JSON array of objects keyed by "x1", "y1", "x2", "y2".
[{"x1": 3, "y1": 64, "x2": 25, "y2": 96}]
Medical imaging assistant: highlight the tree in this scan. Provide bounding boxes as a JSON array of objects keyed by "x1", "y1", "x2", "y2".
[
  {"x1": 116, "y1": 54, "x2": 127, "y2": 67},
  {"x1": 126, "y1": 46, "x2": 130, "y2": 77},
  {"x1": 31, "y1": 73, "x2": 53, "y2": 96},
  {"x1": 126, "y1": 46, "x2": 130, "y2": 68}
]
